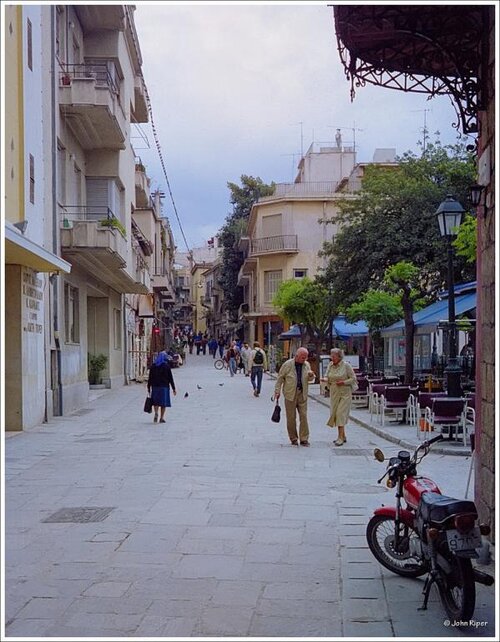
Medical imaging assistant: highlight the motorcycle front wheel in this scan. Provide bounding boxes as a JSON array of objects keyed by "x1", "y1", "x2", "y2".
[
  {"x1": 366, "y1": 514, "x2": 428, "y2": 578},
  {"x1": 438, "y1": 556, "x2": 475, "y2": 622}
]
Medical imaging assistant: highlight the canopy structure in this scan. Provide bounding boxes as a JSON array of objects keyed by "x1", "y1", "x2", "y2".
[
  {"x1": 278, "y1": 325, "x2": 301, "y2": 340},
  {"x1": 382, "y1": 292, "x2": 476, "y2": 336},
  {"x1": 333, "y1": 5, "x2": 488, "y2": 134},
  {"x1": 332, "y1": 315, "x2": 369, "y2": 341}
]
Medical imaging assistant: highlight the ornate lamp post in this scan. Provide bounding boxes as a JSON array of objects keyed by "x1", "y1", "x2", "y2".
[{"x1": 435, "y1": 195, "x2": 465, "y2": 397}]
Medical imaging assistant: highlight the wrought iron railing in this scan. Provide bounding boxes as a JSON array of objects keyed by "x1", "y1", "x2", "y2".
[
  {"x1": 60, "y1": 62, "x2": 120, "y2": 96},
  {"x1": 250, "y1": 235, "x2": 298, "y2": 255},
  {"x1": 60, "y1": 205, "x2": 116, "y2": 223}
]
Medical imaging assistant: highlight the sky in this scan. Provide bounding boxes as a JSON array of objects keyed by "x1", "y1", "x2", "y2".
[{"x1": 132, "y1": 1, "x2": 474, "y2": 253}]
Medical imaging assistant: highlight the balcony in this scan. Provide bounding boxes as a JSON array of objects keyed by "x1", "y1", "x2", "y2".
[
  {"x1": 60, "y1": 206, "x2": 141, "y2": 294},
  {"x1": 135, "y1": 164, "x2": 150, "y2": 207},
  {"x1": 133, "y1": 76, "x2": 148, "y2": 123},
  {"x1": 237, "y1": 256, "x2": 257, "y2": 286},
  {"x1": 132, "y1": 250, "x2": 151, "y2": 294},
  {"x1": 75, "y1": 5, "x2": 125, "y2": 32},
  {"x1": 151, "y1": 273, "x2": 175, "y2": 301},
  {"x1": 250, "y1": 235, "x2": 298, "y2": 257},
  {"x1": 59, "y1": 63, "x2": 126, "y2": 150},
  {"x1": 258, "y1": 181, "x2": 340, "y2": 201}
]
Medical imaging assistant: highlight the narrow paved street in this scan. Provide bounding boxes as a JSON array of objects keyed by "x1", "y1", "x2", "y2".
[{"x1": 4, "y1": 354, "x2": 495, "y2": 638}]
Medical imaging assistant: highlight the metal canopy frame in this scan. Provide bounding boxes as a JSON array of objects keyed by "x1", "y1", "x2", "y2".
[{"x1": 334, "y1": 5, "x2": 489, "y2": 135}]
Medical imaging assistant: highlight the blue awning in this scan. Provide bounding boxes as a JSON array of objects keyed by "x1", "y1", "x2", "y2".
[
  {"x1": 332, "y1": 315, "x2": 369, "y2": 340},
  {"x1": 382, "y1": 291, "x2": 476, "y2": 336},
  {"x1": 279, "y1": 324, "x2": 301, "y2": 339}
]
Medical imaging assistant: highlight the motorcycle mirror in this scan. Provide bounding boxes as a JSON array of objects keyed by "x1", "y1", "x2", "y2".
[{"x1": 373, "y1": 448, "x2": 385, "y2": 462}]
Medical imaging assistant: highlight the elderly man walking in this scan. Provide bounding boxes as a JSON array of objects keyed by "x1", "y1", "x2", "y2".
[{"x1": 274, "y1": 347, "x2": 316, "y2": 446}]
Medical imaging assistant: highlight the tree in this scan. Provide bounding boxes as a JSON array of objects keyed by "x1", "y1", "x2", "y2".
[
  {"x1": 320, "y1": 141, "x2": 477, "y2": 309},
  {"x1": 384, "y1": 261, "x2": 427, "y2": 384},
  {"x1": 218, "y1": 176, "x2": 274, "y2": 321},
  {"x1": 453, "y1": 214, "x2": 477, "y2": 264},
  {"x1": 273, "y1": 278, "x2": 336, "y2": 379},
  {"x1": 346, "y1": 290, "x2": 402, "y2": 374}
]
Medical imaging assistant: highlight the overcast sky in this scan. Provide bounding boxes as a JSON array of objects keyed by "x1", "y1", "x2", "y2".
[{"x1": 133, "y1": 2, "x2": 472, "y2": 252}]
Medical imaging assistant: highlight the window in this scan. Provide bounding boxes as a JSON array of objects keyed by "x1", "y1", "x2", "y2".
[
  {"x1": 262, "y1": 213, "x2": 282, "y2": 237},
  {"x1": 294, "y1": 269, "x2": 308, "y2": 279},
  {"x1": 114, "y1": 308, "x2": 122, "y2": 350},
  {"x1": 264, "y1": 270, "x2": 282, "y2": 303},
  {"x1": 64, "y1": 283, "x2": 80, "y2": 343},
  {"x1": 27, "y1": 19, "x2": 32, "y2": 71},
  {"x1": 29, "y1": 154, "x2": 35, "y2": 203}
]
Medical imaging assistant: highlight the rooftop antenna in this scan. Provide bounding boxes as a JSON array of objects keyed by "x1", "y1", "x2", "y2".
[
  {"x1": 328, "y1": 122, "x2": 363, "y2": 152},
  {"x1": 281, "y1": 152, "x2": 300, "y2": 182},
  {"x1": 412, "y1": 108, "x2": 431, "y2": 153},
  {"x1": 291, "y1": 121, "x2": 304, "y2": 158}
]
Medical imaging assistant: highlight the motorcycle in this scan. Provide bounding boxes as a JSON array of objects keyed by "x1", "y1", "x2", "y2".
[{"x1": 367, "y1": 433, "x2": 493, "y2": 623}]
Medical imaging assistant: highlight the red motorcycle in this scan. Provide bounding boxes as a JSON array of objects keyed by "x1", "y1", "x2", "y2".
[{"x1": 367, "y1": 434, "x2": 493, "y2": 623}]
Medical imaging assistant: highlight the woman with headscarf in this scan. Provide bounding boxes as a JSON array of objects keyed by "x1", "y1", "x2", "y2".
[{"x1": 147, "y1": 351, "x2": 177, "y2": 423}]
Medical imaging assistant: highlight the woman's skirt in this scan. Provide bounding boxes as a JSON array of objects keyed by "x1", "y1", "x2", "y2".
[
  {"x1": 326, "y1": 389, "x2": 352, "y2": 427},
  {"x1": 151, "y1": 386, "x2": 171, "y2": 407}
]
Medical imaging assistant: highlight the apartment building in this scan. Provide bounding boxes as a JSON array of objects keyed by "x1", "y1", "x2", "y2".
[
  {"x1": 4, "y1": 5, "x2": 72, "y2": 430},
  {"x1": 3, "y1": 4, "x2": 176, "y2": 428},
  {"x1": 238, "y1": 141, "x2": 357, "y2": 346}
]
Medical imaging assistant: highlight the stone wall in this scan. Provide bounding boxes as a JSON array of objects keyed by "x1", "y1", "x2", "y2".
[{"x1": 475, "y1": 7, "x2": 495, "y2": 541}]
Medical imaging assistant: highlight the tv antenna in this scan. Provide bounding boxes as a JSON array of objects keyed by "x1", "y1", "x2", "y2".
[
  {"x1": 412, "y1": 108, "x2": 431, "y2": 153},
  {"x1": 291, "y1": 121, "x2": 304, "y2": 158}
]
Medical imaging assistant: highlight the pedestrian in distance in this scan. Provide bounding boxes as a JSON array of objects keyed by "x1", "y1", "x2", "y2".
[
  {"x1": 217, "y1": 337, "x2": 225, "y2": 359},
  {"x1": 274, "y1": 347, "x2": 316, "y2": 446},
  {"x1": 321, "y1": 348, "x2": 358, "y2": 446},
  {"x1": 240, "y1": 342, "x2": 252, "y2": 376},
  {"x1": 147, "y1": 351, "x2": 177, "y2": 424},
  {"x1": 249, "y1": 342, "x2": 267, "y2": 396},
  {"x1": 226, "y1": 341, "x2": 240, "y2": 377},
  {"x1": 208, "y1": 337, "x2": 218, "y2": 358}
]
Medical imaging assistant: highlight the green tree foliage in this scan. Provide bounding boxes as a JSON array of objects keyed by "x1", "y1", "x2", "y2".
[
  {"x1": 384, "y1": 261, "x2": 427, "y2": 383},
  {"x1": 273, "y1": 277, "x2": 337, "y2": 379},
  {"x1": 453, "y1": 214, "x2": 477, "y2": 263},
  {"x1": 320, "y1": 141, "x2": 476, "y2": 308},
  {"x1": 347, "y1": 290, "x2": 402, "y2": 371},
  {"x1": 218, "y1": 175, "x2": 274, "y2": 320}
]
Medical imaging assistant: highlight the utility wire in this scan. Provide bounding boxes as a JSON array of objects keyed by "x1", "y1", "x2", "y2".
[{"x1": 143, "y1": 83, "x2": 191, "y2": 254}]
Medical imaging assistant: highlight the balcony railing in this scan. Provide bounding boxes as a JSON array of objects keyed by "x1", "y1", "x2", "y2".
[
  {"x1": 250, "y1": 235, "x2": 298, "y2": 255},
  {"x1": 60, "y1": 206, "x2": 126, "y2": 237},
  {"x1": 258, "y1": 181, "x2": 341, "y2": 201},
  {"x1": 60, "y1": 63, "x2": 120, "y2": 96}
]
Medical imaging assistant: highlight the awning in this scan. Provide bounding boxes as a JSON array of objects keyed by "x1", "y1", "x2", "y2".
[
  {"x1": 332, "y1": 315, "x2": 369, "y2": 340},
  {"x1": 278, "y1": 324, "x2": 301, "y2": 340},
  {"x1": 382, "y1": 292, "x2": 477, "y2": 336},
  {"x1": 5, "y1": 224, "x2": 71, "y2": 273}
]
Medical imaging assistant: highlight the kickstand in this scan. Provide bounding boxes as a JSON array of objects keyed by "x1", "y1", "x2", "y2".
[{"x1": 418, "y1": 573, "x2": 435, "y2": 611}]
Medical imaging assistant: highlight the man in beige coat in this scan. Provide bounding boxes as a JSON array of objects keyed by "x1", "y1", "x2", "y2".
[{"x1": 274, "y1": 347, "x2": 316, "y2": 446}]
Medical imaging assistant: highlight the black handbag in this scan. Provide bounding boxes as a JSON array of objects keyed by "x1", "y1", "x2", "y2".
[
  {"x1": 144, "y1": 395, "x2": 153, "y2": 413},
  {"x1": 271, "y1": 401, "x2": 281, "y2": 423}
]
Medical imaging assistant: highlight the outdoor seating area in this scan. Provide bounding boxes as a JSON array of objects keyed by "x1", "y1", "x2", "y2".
[{"x1": 355, "y1": 375, "x2": 476, "y2": 449}]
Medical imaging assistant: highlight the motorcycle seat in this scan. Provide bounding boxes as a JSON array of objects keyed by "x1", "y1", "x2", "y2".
[{"x1": 419, "y1": 491, "x2": 477, "y2": 524}]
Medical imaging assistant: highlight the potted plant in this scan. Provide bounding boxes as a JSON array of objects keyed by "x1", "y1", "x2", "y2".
[
  {"x1": 61, "y1": 73, "x2": 71, "y2": 86},
  {"x1": 99, "y1": 216, "x2": 127, "y2": 238},
  {"x1": 88, "y1": 353, "x2": 108, "y2": 386}
]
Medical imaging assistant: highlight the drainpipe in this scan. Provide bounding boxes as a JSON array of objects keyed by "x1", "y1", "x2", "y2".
[
  {"x1": 123, "y1": 293, "x2": 129, "y2": 385},
  {"x1": 51, "y1": 6, "x2": 63, "y2": 416}
]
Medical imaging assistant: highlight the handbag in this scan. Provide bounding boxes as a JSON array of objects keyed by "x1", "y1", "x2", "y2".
[
  {"x1": 271, "y1": 400, "x2": 281, "y2": 423},
  {"x1": 144, "y1": 395, "x2": 153, "y2": 413}
]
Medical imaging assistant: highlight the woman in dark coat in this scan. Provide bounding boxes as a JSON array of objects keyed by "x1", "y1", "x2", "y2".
[{"x1": 147, "y1": 352, "x2": 177, "y2": 423}]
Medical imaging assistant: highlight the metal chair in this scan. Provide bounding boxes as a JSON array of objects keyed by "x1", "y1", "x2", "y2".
[
  {"x1": 424, "y1": 397, "x2": 467, "y2": 444},
  {"x1": 380, "y1": 386, "x2": 412, "y2": 426},
  {"x1": 369, "y1": 383, "x2": 386, "y2": 421},
  {"x1": 352, "y1": 377, "x2": 369, "y2": 407},
  {"x1": 413, "y1": 391, "x2": 448, "y2": 438}
]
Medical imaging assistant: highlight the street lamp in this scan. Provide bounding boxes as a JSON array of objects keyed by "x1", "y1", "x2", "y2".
[{"x1": 435, "y1": 195, "x2": 465, "y2": 397}]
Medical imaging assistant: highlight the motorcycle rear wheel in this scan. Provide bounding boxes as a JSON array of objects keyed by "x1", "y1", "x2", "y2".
[
  {"x1": 438, "y1": 556, "x2": 475, "y2": 622},
  {"x1": 366, "y1": 514, "x2": 428, "y2": 578}
]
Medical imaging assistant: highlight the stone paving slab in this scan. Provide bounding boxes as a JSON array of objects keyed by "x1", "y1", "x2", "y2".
[{"x1": 4, "y1": 355, "x2": 496, "y2": 639}]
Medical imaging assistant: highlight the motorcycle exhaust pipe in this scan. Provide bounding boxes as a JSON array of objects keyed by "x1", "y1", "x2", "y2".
[{"x1": 473, "y1": 569, "x2": 494, "y2": 586}]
